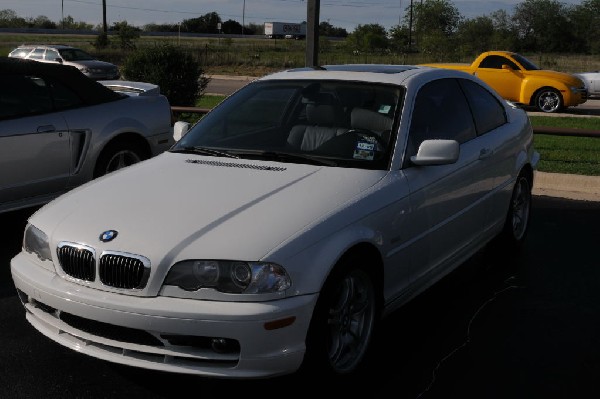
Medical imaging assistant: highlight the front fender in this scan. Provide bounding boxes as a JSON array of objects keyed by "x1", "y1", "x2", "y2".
[{"x1": 279, "y1": 224, "x2": 383, "y2": 297}]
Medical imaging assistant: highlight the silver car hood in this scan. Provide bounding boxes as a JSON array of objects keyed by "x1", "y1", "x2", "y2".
[{"x1": 32, "y1": 152, "x2": 385, "y2": 266}]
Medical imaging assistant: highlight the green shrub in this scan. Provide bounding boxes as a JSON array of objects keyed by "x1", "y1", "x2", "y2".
[{"x1": 122, "y1": 44, "x2": 208, "y2": 106}]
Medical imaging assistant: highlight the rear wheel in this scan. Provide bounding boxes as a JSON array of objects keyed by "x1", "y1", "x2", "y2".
[
  {"x1": 302, "y1": 260, "x2": 377, "y2": 376},
  {"x1": 533, "y1": 88, "x2": 563, "y2": 113},
  {"x1": 94, "y1": 140, "x2": 146, "y2": 177}
]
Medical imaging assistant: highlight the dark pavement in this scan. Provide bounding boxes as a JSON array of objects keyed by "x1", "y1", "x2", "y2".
[{"x1": 1, "y1": 195, "x2": 599, "y2": 398}]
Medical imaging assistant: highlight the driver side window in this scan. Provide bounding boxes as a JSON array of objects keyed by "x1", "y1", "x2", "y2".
[{"x1": 406, "y1": 78, "x2": 476, "y2": 163}]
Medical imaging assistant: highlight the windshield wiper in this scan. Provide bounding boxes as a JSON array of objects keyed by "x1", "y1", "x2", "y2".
[{"x1": 170, "y1": 146, "x2": 240, "y2": 159}]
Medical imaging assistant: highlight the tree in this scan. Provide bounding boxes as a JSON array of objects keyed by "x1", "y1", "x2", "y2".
[
  {"x1": 346, "y1": 24, "x2": 389, "y2": 53},
  {"x1": 0, "y1": 9, "x2": 26, "y2": 27},
  {"x1": 512, "y1": 0, "x2": 575, "y2": 52},
  {"x1": 221, "y1": 19, "x2": 242, "y2": 34},
  {"x1": 60, "y1": 15, "x2": 93, "y2": 30},
  {"x1": 408, "y1": 0, "x2": 461, "y2": 55},
  {"x1": 457, "y1": 16, "x2": 495, "y2": 55},
  {"x1": 122, "y1": 44, "x2": 208, "y2": 107},
  {"x1": 27, "y1": 15, "x2": 56, "y2": 29},
  {"x1": 319, "y1": 21, "x2": 348, "y2": 38},
  {"x1": 111, "y1": 21, "x2": 140, "y2": 49},
  {"x1": 388, "y1": 25, "x2": 412, "y2": 53},
  {"x1": 182, "y1": 12, "x2": 221, "y2": 33},
  {"x1": 569, "y1": 0, "x2": 600, "y2": 54}
]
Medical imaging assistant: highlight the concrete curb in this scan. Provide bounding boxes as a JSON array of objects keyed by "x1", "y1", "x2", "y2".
[{"x1": 533, "y1": 171, "x2": 600, "y2": 201}]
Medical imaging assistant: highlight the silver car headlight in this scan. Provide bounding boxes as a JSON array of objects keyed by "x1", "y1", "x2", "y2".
[
  {"x1": 164, "y1": 260, "x2": 291, "y2": 294},
  {"x1": 23, "y1": 224, "x2": 52, "y2": 262}
]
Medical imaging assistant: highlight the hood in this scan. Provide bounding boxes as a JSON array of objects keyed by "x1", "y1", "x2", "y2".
[
  {"x1": 525, "y1": 69, "x2": 585, "y2": 87},
  {"x1": 32, "y1": 152, "x2": 386, "y2": 266}
]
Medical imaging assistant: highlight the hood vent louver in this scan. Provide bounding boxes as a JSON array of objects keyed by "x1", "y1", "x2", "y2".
[{"x1": 185, "y1": 159, "x2": 286, "y2": 172}]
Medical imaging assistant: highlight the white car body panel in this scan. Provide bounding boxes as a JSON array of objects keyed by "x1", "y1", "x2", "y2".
[{"x1": 574, "y1": 71, "x2": 600, "y2": 98}]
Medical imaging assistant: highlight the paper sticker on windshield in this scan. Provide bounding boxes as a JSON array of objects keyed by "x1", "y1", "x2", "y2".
[{"x1": 354, "y1": 138, "x2": 375, "y2": 160}]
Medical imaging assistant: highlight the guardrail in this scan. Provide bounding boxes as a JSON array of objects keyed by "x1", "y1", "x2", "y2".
[{"x1": 171, "y1": 106, "x2": 600, "y2": 138}]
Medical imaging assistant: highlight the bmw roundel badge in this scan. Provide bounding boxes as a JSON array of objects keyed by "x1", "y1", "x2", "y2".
[{"x1": 100, "y1": 230, "x2": 118, "y2": 242}]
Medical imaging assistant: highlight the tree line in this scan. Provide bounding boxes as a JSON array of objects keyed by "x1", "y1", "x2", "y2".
[{"x1": 1, "y1": 0, "x2": 599, "y2": 57}]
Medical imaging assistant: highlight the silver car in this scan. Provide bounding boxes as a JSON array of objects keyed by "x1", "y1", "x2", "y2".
[
  {"x1": 0, "y1": 57, "x2": 174, "y2": 214},
  {"x1": 8, "y1": 44, "x2": 120, "y2": 80}
]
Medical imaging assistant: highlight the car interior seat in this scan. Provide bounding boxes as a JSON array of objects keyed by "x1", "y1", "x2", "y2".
[{"x1": 287, "y1": 93, "x2": 348, "y2": 151}]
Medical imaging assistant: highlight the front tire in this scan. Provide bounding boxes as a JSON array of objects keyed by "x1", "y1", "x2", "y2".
[
  {"x1": 302, "y1": 260, "x2": 377, "y2": 376},
  {"x1": 501, "y1": 174, "x2": 532, "y2": 248},
  {"x1": 533, "y1": 88, "x2": 563, "y2": 113}
]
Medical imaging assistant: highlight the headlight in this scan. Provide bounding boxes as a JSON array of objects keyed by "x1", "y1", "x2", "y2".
[
  {"x1": 23, "y1": 224, "x2": 52, "y2": 262},
  {"x1": 164, "y1": 260, "x2": 291, "y2": 294}
]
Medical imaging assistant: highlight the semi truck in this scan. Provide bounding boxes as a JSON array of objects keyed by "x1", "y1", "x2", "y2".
[{"x1": 264, "y1": 22, "x2": 306, "y2": 39}]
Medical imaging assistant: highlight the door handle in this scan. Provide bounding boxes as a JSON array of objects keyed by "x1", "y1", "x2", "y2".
[
  {"x1": 37, "y1": 125, "x2": 56, "y2": 133},
  {"x1": 479, "y1": 148, "x2": 494, "y2": 159}
]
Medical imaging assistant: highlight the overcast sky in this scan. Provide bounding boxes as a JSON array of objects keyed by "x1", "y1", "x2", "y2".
[{"x1": 2, "y1": 0, "x2": 585, "y2": 32}]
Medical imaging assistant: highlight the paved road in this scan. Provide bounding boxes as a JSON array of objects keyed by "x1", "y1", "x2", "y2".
[{"x1": 1, "y1": 195, "x2": 599, "y2": 398}]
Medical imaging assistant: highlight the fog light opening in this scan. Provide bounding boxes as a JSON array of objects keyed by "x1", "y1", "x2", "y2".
[{"x1": 211, "y1": 337, "x2": 238, "y2": 354}]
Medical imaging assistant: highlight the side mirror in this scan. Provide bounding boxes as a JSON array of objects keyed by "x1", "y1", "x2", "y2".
[
  {"x1": 55, "y1": 58, "x2": 63, "y2": 63},
  {"x1": 501, "y1": 64, "x2": 513, "y2": 70},
  {"x1": 172, "y1": 121, "x2": 190, "y2": 142},
  {"x1": 410, "y1": 139, "x2": 459, "y2": 166}
]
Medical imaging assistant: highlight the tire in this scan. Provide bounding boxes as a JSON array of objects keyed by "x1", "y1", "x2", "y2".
[
  {"x1": 94, "y1": 140, "x2": 146, "y2": 178},
  {"x1": 302, "y1": 259, "x2": 377, "y2": 376},
  {"x1": 533, "y1": 88, "x2": 563, "y2": 113},
  {"x1": 501, "y1": 174, "x2": 532, "y2": 248}
]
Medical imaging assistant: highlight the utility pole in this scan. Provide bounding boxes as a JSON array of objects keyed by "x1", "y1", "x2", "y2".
[
  {"x1": 306, "y1": 0, "x2": 320, "y2": 67},
  {"x1": 408, "y1": 0, "x2": 413, "y2": 52},
  {"x1": 242, "y1": 0, "x2": 245, "y2": 35},
  {"x1": 102, "y1": 0, "x2": 107, "y2": 33}
]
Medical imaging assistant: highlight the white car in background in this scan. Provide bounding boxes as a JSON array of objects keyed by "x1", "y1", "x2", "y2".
[
  {"x1": 11, "y1": 64, "x2": 539, "y2": 379},
  {"x1": 0, "y1": 57, "x2": 174, "y2": 214},
  {"x1": 574, "y1": 71, "x2": 600, "y2": 98}
]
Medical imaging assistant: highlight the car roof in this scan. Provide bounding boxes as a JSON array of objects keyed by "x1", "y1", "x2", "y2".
[
  {"x1": 258, "y1": 63, "x2": 468, "y2": 86},
  {"x1": 14, "y1": 44, "x2": 75, "y2": 50},
  {"x1": 0, "y1": 56, "x2": 121, "y2": 105}
]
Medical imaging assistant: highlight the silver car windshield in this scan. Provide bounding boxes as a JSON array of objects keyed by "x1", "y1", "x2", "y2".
[{"x1": 172, "y1": 80, "x2": 403, "y2": 170}]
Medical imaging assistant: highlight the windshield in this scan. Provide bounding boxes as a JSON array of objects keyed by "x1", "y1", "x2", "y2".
[
  {"x1": 512, "y1": 53, "x2": 540, "y2": 70},
  {"x1": 172, "y1": 79, "x2": 403, "y2": 170}
]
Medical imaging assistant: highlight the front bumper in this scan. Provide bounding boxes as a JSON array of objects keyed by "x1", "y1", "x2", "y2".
[{"x1": 11, "y1": 252, "x2": 317, "y2": 378}]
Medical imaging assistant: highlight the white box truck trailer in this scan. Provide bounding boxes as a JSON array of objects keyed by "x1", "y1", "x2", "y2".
[{"x1": 264, "y1": 22, "x2": 307, "y2": 39}]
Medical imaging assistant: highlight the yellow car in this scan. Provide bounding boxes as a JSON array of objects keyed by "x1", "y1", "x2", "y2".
[{"x1": 422, "y1": 51, "x2": 588, "y2": 113}]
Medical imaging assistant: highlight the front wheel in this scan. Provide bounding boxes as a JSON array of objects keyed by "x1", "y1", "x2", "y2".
[
  {"x1": 302, "y1": 262, "x2": 377, "y2": 376},
  {"x1": 533, "y1": 88, "x2": 563, "y2": 113},
  {"x1": 501, "y1": 174, "x2": 532, "y2": 249}
]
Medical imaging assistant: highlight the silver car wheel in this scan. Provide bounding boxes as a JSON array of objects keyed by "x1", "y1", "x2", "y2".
[
  {"x1": 510, "y1": 176, "x2": 531, "y2": 242},
  {"x1": 326, "y1": 268, "x2": 376, "y2": 373},
  {"x1": 535, "y1": 89, "x2": 562, "y2": 113},
  {"x1": 104, "y1": 149, "x2": 143, "y2": 173}
]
